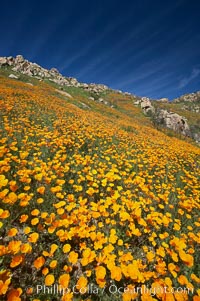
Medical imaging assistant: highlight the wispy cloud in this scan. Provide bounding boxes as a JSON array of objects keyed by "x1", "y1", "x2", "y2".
[{"x1": 179, "y1": 68, "x2": 200, "y2": 88}]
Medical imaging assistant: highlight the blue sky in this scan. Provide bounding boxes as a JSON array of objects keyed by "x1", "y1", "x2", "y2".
[{"x1": 0, "y1": 0, "x2": 200, "y2": 99}]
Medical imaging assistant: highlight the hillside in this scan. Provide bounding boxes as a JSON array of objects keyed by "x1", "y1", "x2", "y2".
[
  {"x1": 1, "y1": 55, "x2": 200, "y2": 144},
  {"x1": 0, "y1": 58, "x2": 200, "y2": 301}
]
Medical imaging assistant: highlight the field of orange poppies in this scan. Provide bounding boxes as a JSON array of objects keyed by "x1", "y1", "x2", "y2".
[{"x1": 0, "y1": 76, "x2": 200, "y2": 301}]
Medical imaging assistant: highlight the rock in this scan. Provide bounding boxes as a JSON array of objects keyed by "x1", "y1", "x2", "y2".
[
  {"x1": 193, "y1": 133, "x2": 200, "y2": 144},
  {"x1": 26, "y1": 69, "x2": 34, "y2": 76},
  {"x1": 81, "y1": 83, "x2": 108, "y2": 94},
  {"x1": 68, "y1": 77, "x2": 79, "y2": 85},
  {"x1": 8, "y1": 74, "x2": 18, "y2": 79},
  {"x1": 80, "y1": 102, "x2": 90, "y2": 109},
  {"x1": 0, "y1": 57, "x2": 8, "y2": 66},
  {"x1": 50, "y1": 68, "x2": 59, "y2": 75},
  {"x1": 55, "y1": 89, "x2": 72, "y2": 98},
  {"x1": 134, "y1": 100, "x2": 140, "y2": 105},
  {"x1": 157, "y1": 98, "x2": 169, "y2": 103},
  {"x1": 82, "y1": 83, "x2": 89, "y2": 88},
  {"x1": 141, "y1": 98, "x2": 155, "y2": 115},
  {"x1": 98, "y1": 98, "x2": 104, "y2": 103},
  {"x1": 0, "y1": 56, "x2": 15, "y2": 66},
  {"x1": 92, "y1": 88, "x2": 99, "y2": 93},
  {"x1": 15, "y1": 55, "x2": 24, "y2": 63},
  {"x1": 156, "y1": 109, "x2": 190, "y2": 136},
  {"x1": 88, "y1": 97, "x2": 95, "y2": 101},
  {"x1": 134, "y1": 97, "x2": 155, "y2": 115}
]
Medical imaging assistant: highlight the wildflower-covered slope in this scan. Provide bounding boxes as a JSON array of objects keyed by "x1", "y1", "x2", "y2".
[{"x1": 0, "y1": 75, "x2": 200, "y2": 301}]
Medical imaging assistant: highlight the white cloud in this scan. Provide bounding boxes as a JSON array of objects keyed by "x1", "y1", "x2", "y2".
[{"x1": 179, "y1": 68, "x2": 200, "y2": 88}]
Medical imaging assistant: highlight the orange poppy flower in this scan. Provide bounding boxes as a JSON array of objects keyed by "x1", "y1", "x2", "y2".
[
  {"x1": 34, "y1": 256, "x2": 45, "y2": 269},
  {"x1": 45, "y1": 274, "x2": 55, "y2": 286},
  {"x1": 7, "y1": 288, "x2": 22, "y2": 301},
  {"x1": 10, "y1": 255, "x2": 24, "y2": 268},
  {"x1": 59, "y1": 274, "x2": 70, "y2": 288}
]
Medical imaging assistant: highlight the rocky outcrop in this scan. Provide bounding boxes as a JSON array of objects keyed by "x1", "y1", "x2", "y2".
[
  {"x1": 182, "y1": 104, "x2": 200, "y2": 113},
  {"x1": 80, "y1": 83, "x2": 109, "y2": 94},
  {"x1": 134, "y1": 97, "x2": 155, "y2": 115},
  {"x1": 173, "y1": 91, "x2": 200, "y2": 103},
  {"x1": 155, "y1": 109, "x2": 191, "y2": 136},
  {"x1": 124, "y1": 92, "x2": 131, "y2": 96},
  {"x1": 156, "y1": 97, "x2": 169, "y2": 103},
  {"x1": 0, "y1": 57, "x2": 8, "y2": 65},
  {"x1": 133, "y1": 96, "x2": 193, "y2": 138},
  {"x1": 0, "y1": 55, "x2": 109, "y2": 94},
  {"x1": 0, "y1": 56, "x2": 14, "y2": 66},
  {"x1": 172, "y1": 92, "x2": 200, "y2": 114}
]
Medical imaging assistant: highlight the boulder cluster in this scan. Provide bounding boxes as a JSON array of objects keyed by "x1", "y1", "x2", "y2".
[
  {"x1": 174, "y1": 91, "x2": 200, "y2": 103},
  {"x1": 134, "y1": 97, "x2": 192, "y2": 139},
  {"x1": 134, "y1": 97, "x2": 155, "y2": 115},
  {"x1": 155, "y1": 109, "x2": 191, "y2": 136},
  {"x1": 0, "y1": 55, "x2": 109, "y2": 94},
  {"x1": 156, "y1": 97, "x2": 169, "y2": 103}
]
